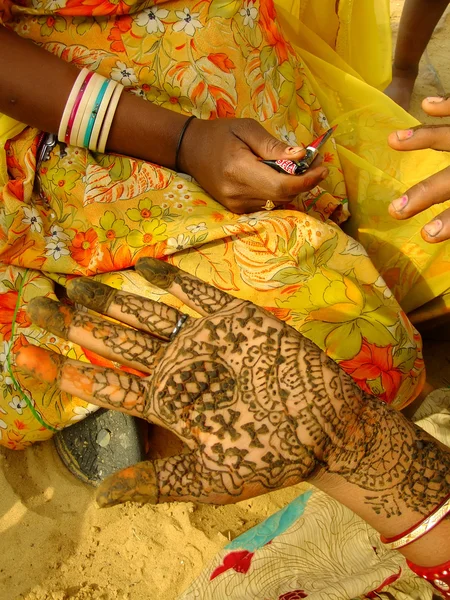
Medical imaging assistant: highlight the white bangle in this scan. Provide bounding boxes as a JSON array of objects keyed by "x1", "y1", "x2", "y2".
[
  {"x1": 97, "y1": 84, "x2": 124, "y2": 154},
  {"x1": 88, "y1": 80, "x2": 118, "y2": 151}
]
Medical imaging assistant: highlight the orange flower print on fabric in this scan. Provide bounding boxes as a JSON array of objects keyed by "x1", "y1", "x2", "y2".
[
  {"x1": 259, "y1": 0, "x2": 293, "y2": 64},
  {"x1": 0, "y1": 291, "x2": 31, "y2": 341},
  {"x1": 339, "y1": 340, "x2": 403, "y2": 404},
  {"x1": 207, "y1": 54, "x2": 236, "y2": 74},
  {"x1": 57, "y1": 0, "x2": 132, "y2": 17},
  {"x1": 69, "y1": 228, "x2": 98, "y2": 267},
  {"x1": 108, "y1": 16, "x2": 132, "y2": 53}
]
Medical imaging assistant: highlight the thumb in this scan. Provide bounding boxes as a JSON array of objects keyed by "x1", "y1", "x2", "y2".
[
  {"x1": 97, "y1": 453, "x2": 201, "y2": 507},
  {"x1": 422, "y1": 95, "x2": 450, "y2": 117},
  {"x1": 97, "y1": 460, "x2": 159, "y2": 507},
  {"x1": 234, "y1": 119, "x2": 305, "y2": 160}
]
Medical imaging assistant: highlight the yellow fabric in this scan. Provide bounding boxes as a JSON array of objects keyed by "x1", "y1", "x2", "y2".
[
  {"x1": 0, "y1": 0, "x2": 448, "y2": 450},
  {"x1": 275, "y1": 0, "x2": 393, "y2": 89},
  {"x1": 0, "y1": 114, "x2": 26, "y2": 186}
]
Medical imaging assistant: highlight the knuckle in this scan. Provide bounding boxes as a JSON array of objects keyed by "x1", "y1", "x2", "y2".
[
  {"x1": 234, "y1": 117, "x2": 256, "y2": 134},
  {"x1": 265, "y1": 136, "x2": 283, "y2": 155},
  {"x1": 226, "y1": 198, "x2": 245, "y2": 214},
  {"x1": 218, "y1": 180, "x2": 235, "y2": 199},
  {"x1": 411, "y1": 179, "x2": 431, "y2": 201}
]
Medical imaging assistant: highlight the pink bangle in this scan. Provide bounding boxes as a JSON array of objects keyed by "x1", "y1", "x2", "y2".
[
  {"x1": 64, "y1": 70, "x2": 94, "y2": 145},
  {"x1": 407, "y1": 558, "x2": 450, "y2": 598}
]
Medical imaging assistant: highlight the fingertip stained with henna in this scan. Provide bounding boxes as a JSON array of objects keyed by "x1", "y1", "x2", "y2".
[
  {"x1": 135, "y1": 257, "x2": 179, "y2": 290},
  {"x1": 15, "y1": 345, "x2": 62, "y2": 384},
  {"x1": 66, "y1": 277, "x2": 118, "y2": 313},
  {"x1": 96, "y1": 461, "x2": 159, "y2": 507},
  {"x1": 27, "y1": 296, "x2": 75, "y2": 339}
]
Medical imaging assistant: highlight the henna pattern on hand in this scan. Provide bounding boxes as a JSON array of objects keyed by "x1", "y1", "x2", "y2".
[
  {"x1": 136, "y1": 258, "x2": 235, "y2": 315},
  {"x1": 25, "y1": 263, "x2": 450, "y2": 516}
]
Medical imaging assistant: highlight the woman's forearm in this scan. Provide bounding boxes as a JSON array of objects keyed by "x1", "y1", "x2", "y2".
[
  {"x1": 394, "y1": 0, "x2": 449, "y2": 75},
  {"x1": 0, "y1": 26, "x2": 187, "y2": 168},
  {"x1": 309, "y1": 393, "x2": 450, "y2": 567}
]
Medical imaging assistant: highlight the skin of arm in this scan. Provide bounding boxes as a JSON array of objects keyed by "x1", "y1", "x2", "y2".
[
  {"x1": 0, "y1": 25, "x2": 329, "y2": 213},
  {"x1": 0, "y1": 25, "x2": 190, "y2": 169},
  {"x1": 15, "y1": 258, "x2": 450, "y2": 571}
]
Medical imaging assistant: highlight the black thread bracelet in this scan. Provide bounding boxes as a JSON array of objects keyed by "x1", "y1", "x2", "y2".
[{"x1": 175, "y1": 115, "x2": 196, "y2": 173}]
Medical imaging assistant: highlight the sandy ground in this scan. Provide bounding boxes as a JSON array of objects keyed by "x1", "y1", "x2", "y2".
[{"x1": 1, "y1": 4, "x2": 450, "y2": 600}]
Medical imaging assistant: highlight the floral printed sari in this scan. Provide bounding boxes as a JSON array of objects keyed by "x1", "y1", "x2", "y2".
[{"x1": 0, "y1": 0, "x2": 448, "y2": 452}]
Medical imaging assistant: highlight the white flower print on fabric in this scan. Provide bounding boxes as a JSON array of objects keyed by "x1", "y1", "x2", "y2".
[
  {"x1": 166, "y1": 234, "x2": 191, "y2": 252},
  {"x1": 0, "y1": 372, "x2": 14, "y2": 387},
  {"x1": 173, "y1": 8, "x2": 203, "y2": 36},
  {"x1": 239, "y1": 1, "x2": 258, "y2": 28},
  {"x1": 317, "y1": 111, "x2": 330, "y2": 129},
  {"x1": 276, "y1": 126, "x2": 298, "y2": 147},
  {"x1": 0, "y1": 341, "x2": 14, "y2": 386},
  {"x1": 45, "y1": 224, "x2": 70, "y2": 243},
  {"x1": 237, "y1": 214, "x2": 268, "y2": 226},
  {"x1": 111, "y1": 61, "x2": 138, "y2": 87},
  {"x1": 131, "y1": 87, "x2": 147, "y2": 99},
  {"x1": 8, "y1": 396, "x2": 27, "y2": 415},
  {"x1": 71, "y1": 404, "x2": 99, "y2": 422},
  {"x1": 186, "y1": 222, "x2": 207, "y2": 234},
  {"x1": 45, "y1": 240, "x2": 70, "y2": 261},
  {"x1": 44, "y1": 0, "x2": 65, "y2": 9},
  {"x1": 135, "y1": 6, "x2": 169, "y2": 34},
  {"x1": 22, "y1": 206, "x2": 43, "y2": 233}
]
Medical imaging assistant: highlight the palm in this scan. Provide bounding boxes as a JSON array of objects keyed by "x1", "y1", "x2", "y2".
[{"x1": 18, "y1": 259, "x2": 369, "y2": 507}]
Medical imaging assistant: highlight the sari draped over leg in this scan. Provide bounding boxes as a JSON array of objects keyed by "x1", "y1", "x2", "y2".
[{"x1": 0, "y1": 0, "x2": 448, "y2": 449}]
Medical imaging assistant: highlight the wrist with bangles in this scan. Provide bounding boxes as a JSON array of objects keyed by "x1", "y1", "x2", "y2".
[
  {"x1": 58, "y1": 67, "x2": 197, "y2": 169},
  {"x1": 381, "y1": 491, "x2": 450, "y2": 597}
]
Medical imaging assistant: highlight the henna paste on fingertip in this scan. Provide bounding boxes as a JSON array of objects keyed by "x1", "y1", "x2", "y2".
[
  {"x1": 135, "y1": 257, "x2": 180, "y2": 289},
  {"x1": 96, "y1": 461, "x2": 159, "y2": 507},
  {"x1": 66, "y1": 277, "x2": 117, "y2": 313},
  {"x1": 27, "y1": 296, "x2": 75, "y2": 339},
  {"x1": 15, "y1": 345, "x2": 64, "y2": 384}
]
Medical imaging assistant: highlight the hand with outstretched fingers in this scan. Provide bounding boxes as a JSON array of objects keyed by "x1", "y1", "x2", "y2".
[
  {"x1": 15, "y1": 259, "x2": 450, "y2": 520},
  {"x1": 388, "y1": 95, "x2": 450, "y2": 243}
]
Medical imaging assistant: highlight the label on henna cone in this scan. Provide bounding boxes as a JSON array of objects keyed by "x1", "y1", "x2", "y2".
[{"x1": 274, "y1": 160, "x2": 298, "y2": 175}]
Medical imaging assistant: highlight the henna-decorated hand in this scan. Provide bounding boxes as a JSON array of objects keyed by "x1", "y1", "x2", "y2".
[{"x1": 16, "y1": 259, "x2": 450, "y2": 517}]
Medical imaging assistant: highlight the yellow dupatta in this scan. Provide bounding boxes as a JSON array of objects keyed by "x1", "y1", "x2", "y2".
[
  {"x1": 275, "y1": 0, "x2": 392, "y2": 90},
  {"x1": 0, "y1": 114, "x2": 26, "y2": 186}
]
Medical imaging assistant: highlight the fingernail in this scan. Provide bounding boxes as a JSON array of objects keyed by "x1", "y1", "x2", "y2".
[
  {"x1": 396, "y1": 129, "x2": 414, "y2": 141},
  {"x1": 423, "y1": 219, "x2": 443, "y2": 237},
  {"x1": 320, "y1": 168, "x2": 329, "y2": 179},
  {"x1": 136, "y1": 258, "x2": 179, "y2": 290},
  {"x1": 66, "y1": 277, "x2": 117, "y2": 313},
  {"x1": 287, "y1": 146, "x2": 304, "y2": 154},
  {"x1": 390, "y1": 195, "x2": 409, "y2": 212},
  {"x1": 425, "y1": 96, "x2": 444, "y2": 103}
]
